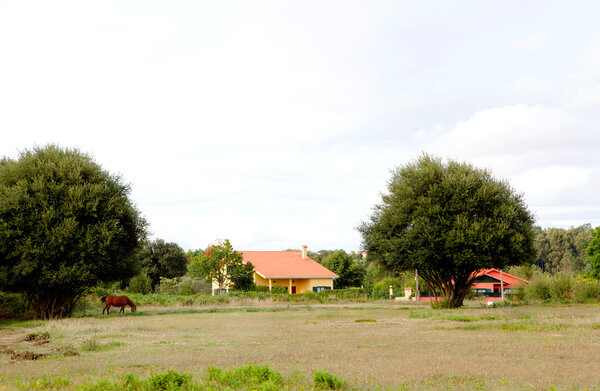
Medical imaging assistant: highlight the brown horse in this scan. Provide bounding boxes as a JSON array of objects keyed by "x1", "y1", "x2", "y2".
[{"x1": 101, "y1": 296, "x2": 136, "y2": 315}]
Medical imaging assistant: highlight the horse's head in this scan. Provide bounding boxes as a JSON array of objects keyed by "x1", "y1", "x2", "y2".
[{"x1": 131, "y1": 303, "x2": 137, "y2": 312}]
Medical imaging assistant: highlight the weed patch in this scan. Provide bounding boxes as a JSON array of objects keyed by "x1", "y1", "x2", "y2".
[
  {"x1": 355, "y1": 319, "x2": 376, "y2": 323},
  {"x1": 313, "y1": 370, "x2": 347, "y2": 390}
]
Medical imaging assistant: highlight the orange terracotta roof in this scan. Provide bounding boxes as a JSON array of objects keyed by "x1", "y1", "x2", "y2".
[{"x1": 240, "y1": 251, "x2": 338, "y2": 279}]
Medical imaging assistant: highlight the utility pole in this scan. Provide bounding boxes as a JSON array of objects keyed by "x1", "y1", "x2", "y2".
[{"x1": 415, "y1": 269, "x2": 419, "y2": 302}]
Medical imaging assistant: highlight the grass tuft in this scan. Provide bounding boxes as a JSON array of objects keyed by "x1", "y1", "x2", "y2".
[{"x1": 313, "y1": 370, "x2": 347, "y2": 390}]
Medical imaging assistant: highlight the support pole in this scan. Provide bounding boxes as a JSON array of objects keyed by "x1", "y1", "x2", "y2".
[
  {"x1": 415, "y1": 269, "x2": 420, "y2": 302},
  {"x1": 500, "y1": 269, "x2": 504, "y2": 301}
]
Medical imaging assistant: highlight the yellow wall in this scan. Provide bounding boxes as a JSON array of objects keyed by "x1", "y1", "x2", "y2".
[
  {"x1": 253, "y1": 273, "x2": 333, "y2": 294},
  {"x1": 215, "y1": 272, "x2": 335, "y2": 295}
]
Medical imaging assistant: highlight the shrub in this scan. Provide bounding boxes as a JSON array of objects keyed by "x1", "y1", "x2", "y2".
[
  {"x1": 0, "y1": 292, "x2": 29, "y2": 317},
  {"x1": 524, "y1": 274, "x2": 552, "y2": 301},
  {"x1": 205, "y1": 364, "x2": 283, "y2": 389},
  {"x1": 270, "y1": 286, "x2": 289, "y2": 294},
  {"x1": 156, "y1": 277, "x2": 179, "y2": 295},
  {"x1": 550, "y1": 273, "x2": 573, "y2": 301},
  {"x1": 148, "y1": 369, "x2": 193, "y2": 390},
  {"x1": 128, "y1": 273, "x2": 152, "y2": 294},
  {"x1": 372, "y1": 278, "x2": 403, "y2": 297},
  {"x1": 573, "y1": 276, "x2": 600, "y2": 302},
  {"x1": 313, "y1": 370, "x2": 346, "y2": 390}
]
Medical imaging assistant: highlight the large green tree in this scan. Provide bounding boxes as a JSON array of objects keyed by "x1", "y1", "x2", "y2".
[
  {"x1": 358, "y1": 154, "x2": 536, "y2": 308},
  {"x1": 138, "y1": 239, "x2": 188, "y2": 290},
  {"x1": 533, "y1": 224, "x2": 591, "y2": 274},
  {"x1": 0, "y1": 145, "x2": 147, "y2": 319}
]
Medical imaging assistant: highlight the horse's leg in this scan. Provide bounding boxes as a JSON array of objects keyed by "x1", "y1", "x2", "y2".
[
  {"x1": 120, "y1": 305, "x2": 125, "y2": 314},
  {"x1": 103, "y1": 304, "x2": 109, "y2": 315}
]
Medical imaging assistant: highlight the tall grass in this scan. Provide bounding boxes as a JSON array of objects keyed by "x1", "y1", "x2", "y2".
[{"x1": 520, "y1": 273, "x2": 600, "y2": 303}]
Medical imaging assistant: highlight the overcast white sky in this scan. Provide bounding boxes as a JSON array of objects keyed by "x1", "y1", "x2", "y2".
[{"x1": 1, "y1": 1, "x2": 600, "y2": 252}]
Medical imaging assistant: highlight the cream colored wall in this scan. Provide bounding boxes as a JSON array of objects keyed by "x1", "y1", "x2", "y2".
[{"x1": 211, "y1": 267, "x2": 232, "y2": 295}]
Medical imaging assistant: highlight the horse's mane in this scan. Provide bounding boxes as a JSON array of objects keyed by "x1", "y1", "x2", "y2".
[{"x1": 100, "y1": 296, "x2": 107, "y2": 303}]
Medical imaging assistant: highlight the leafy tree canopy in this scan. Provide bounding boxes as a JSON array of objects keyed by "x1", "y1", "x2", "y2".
[
  {"x1": 0, "y1": 145, "x2": 147, "y2": 319},
  {"x1": 585, "y1": 226, "x2": 600, "y2": 279},
  {"x1": 358, "y1": 154, "x2": 536, "y2": 308},
  {"x1": 187, "y1": 239, "x2": 249, "y2": 293},
  {"x1": 534, "y1": 224, "x2": 592, "y2": 274},
  {"x1": 322, "y1": 250, "x2": 365, "y2": 289},
  {"x1": 138, "y1": 239, "x2": 188, "y2": 290}
]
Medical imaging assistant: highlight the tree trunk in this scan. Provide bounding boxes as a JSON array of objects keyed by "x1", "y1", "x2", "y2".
[{"x1": 27, "y1": 289, "x2": 84, "y2": 319}]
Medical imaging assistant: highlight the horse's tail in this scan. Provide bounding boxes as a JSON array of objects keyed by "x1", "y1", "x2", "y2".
[{"x1": 100, "y1": 296, "x2": 107, "y2": 303}]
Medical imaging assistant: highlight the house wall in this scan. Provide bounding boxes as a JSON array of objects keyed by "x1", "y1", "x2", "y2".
[{"x1": 253, "y1": 273, "x2": 334, "y2": 293}]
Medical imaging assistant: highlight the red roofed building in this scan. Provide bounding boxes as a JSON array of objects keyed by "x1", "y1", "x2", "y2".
[
  {"x1": 417, "y1": 268, "x2": 530, "y2": 302},
  {"x1": 212, "y1": 245, "x2": 338, "y2": 295},
  {"x1": 471, "y1": 268, "x2": 530, "y2": 301}
]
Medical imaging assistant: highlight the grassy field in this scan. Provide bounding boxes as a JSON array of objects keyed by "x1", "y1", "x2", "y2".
[{"x1": 1, "y1": 301, "x2": 600, "y2": 390}]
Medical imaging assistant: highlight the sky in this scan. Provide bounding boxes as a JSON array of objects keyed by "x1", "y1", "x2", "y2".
[{"x1": 1, "y1": 1, "x2": 600, "y2": 252}]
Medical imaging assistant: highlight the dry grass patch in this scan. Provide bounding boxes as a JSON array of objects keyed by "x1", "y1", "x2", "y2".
[{"x1": 1, "y1": 304, "x2": 600, "y2": 390}]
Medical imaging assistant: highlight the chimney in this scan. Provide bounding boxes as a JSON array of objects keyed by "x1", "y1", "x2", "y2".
[{"x1": 301, "y1": 245, "x2": 308, "y2": 259}]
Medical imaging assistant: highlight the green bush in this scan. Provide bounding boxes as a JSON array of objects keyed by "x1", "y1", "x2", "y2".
[
  {"x1": 205, "y1": 364, "x2": 283, "y2": 389},
  {"x1": 0, "y1": 292, "x2": 29, "y2": 317},
  {"x1": 270, "y1": 285, "x2": 289, "y2": 294},
  {"x1": 372, "y1": 278, "x2": 403, "y2": 297},
  {"x1": 573, "y1": 276, "x2": 600, "y2": 302},
  {"x1": 156, "y1": 277, "x2": 179, "y2": 295},
  {"x1": 523, "y1": 273, "x2": 600, "y2": 303},
  {"x1": 525, "y1": 274, "x2": 552, "y2": 301},
  {"x1": 313, "y1": 370, "x2": 346, "y2": 390},
  {"x1": 128, "y1": 273, "x2": 152, "y2": 295},
  {"x1": 148, "y1": 369, "x2": 193, "y2": 390}
]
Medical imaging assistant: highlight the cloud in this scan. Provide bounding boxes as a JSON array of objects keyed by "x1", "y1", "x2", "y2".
[{"x1": 426, "y1": 87, "x2": 600, "y2": 228}]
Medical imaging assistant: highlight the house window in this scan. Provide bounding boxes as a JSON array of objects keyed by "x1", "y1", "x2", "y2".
[
  {"x1": 313, "y1": 286, "x2": 331, "y2": 293},
  {"x1": 213, "y1": 288, "x2": 228, "y2": 295}
]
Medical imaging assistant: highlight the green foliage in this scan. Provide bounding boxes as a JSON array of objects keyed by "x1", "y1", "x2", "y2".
[
  {"x1": 0, "y1": 291, "x2": 29, "y2": 318},
  {"x1": 128, "y1": 273, "x2": 152, "y2": 294},
  {"x1": 313, "y1": 370, "x2": 347, "y2": 390},
  {"x1": 372, "y1": 277, "x2": 403, "y2": 295},
  {"x1": 359, "y1": 154, "x2": 536, "y2": 308},
  {"x1": 14, "y1": 365, "x2": 348, "y2": 391},
  {"x1": 322, "y1": 250, "x2": 365, "y2": 288},
  {"x1": 138, "y1": 239, "x2": 188, "y2": 291},
  {"x1": 586, "y1": 226, "x2": 600, "y2": 279},
  {"x1": 0, "y1": 145, "x2": 148, "y2": 319},
  {"x1": 148, "y1": 369, "x2": 193, "y2": 390},
  {"x1": 522, "y1": 273, "x2": 600, "y2": 302},
  {"x1": 229, "y1": 261, "x2": 255, "y2": 291},
  {"x1": 205, "y1": 364, "x2": 283, "y2": 389},
  {"x1": 535, "y1": 224, "x2": 592, "y2": 274},
  {"x1": 156, "y1": 277, "x2": 179, "y2": 295},
  {"x1": 187, "y1": 239, "x2": 243, "y2": 292},
  {"x1": 362, "y1": 262, "x2": 391, "y2": 291},
  {"x1": 270, "y1": 285, "x2": 289, "y2": 294}
]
